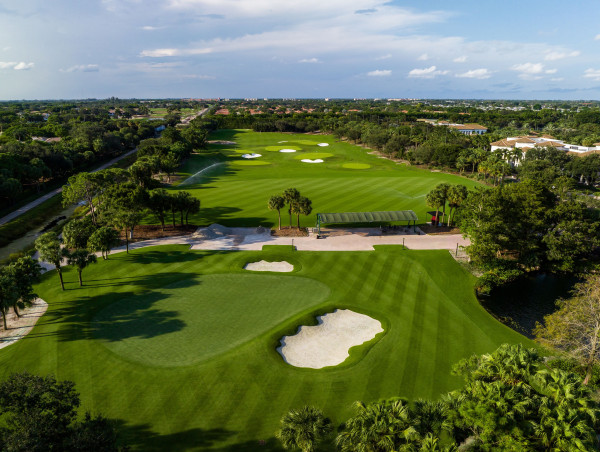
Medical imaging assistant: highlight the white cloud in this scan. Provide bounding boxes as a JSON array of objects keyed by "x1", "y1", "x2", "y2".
[
  {"x1": 376, "y1": 54, "x2": 392, "y2": 60},
  {"x1": 0, "y1": 61, "x2": 34, "y2": 70},
  {"x1": 13, "y1": 62, "x2": 34, "y2": 70},
  {"x1": 141, "y1": 25, "x2": 164, "y2": 31},
  {"x1": 407, "y1": 65, "x2": 448, "y2": 79},
  {"x1": 456, "y1": 68, "x2": 491, "y2": 79},
  {"x1": 61, "y1": 64, "x2": 99, "y2": 73},
  {"x1": 550, "y1": 77, "x2": 564, "y2": 82},
  {"x1": 141, "y1": 47, "x2": 212, "y2": 57},
  {"x1": 544, "y1": 50, "x2": 579, "y2": 61},
  {"x1": 181, "y1": 74, "x2": 216, "y2": 79},
  {"x1": 299, "y1": 58, "x2": 319, "y2": 63},
  {"x1": 512, "y1": 62, "x2": 544, "y2": 74},
  {"x1": 417, "y1": 53, "x2": 429, "y2": 61},
  {"x1": 584, "y1": 68, "x2": 600, "y2": 81},
  {"x1": 453, "y1": 55, "x2": 467, "y2": 63},
  {"x1": 367, "y1": 69, "x2": 391, "y2": 77},
  {"x1": 595, "y1": 34, "x2": 600, "y2": 40},
  {"x1": 545, "y1": 68, "x2": 557, "y2": 74}
]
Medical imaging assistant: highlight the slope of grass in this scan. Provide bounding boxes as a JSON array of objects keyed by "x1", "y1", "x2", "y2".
[
  {"x1": 0, "y1": 245, "x2": 529, "y2": 451},
  {"x1": 166, "y1": 130, "x2": 480, "y2": 228}
]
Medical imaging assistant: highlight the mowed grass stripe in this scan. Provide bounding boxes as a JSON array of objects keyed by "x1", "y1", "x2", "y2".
[{"x1": 0, "y1": 245, "x2": 531, "y2": 450}]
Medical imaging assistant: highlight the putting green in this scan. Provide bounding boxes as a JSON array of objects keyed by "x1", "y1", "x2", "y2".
[
  {"x1": 343, "y1": 163, "x2": 371, "y2": 169},
  {"x1": 293, "y1": 139, "x2": 321, "y2": 146},
  {"x1": 265, "y1": 145, "x2": 301, "y2": 152},
  {"x1": 94, "y1": 273, "x2": 331, "y2": 367},
  {"x1": 293, "y1": 152, "x2": 334, "y2": 160},
  {"x1": 230, "y1": 160, "x2": 271, "y2": 166}
]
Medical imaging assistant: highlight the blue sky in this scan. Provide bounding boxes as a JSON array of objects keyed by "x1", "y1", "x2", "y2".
[{"x1": 1, "y1": 0, "x2": 599, "y2": 100}]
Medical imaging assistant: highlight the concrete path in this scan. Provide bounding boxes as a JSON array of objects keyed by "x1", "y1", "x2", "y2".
[{"x1": 0, "y1": 147, "x2": 138, "y2": 226}]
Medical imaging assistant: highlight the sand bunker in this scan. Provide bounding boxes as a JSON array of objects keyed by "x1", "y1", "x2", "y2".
[
  {"x1": 242, "y1": 153, "x2": 262, "y2": 159},
  {"x1": 279, "y1": 149, "x2": 297, "y2": 153},
  {"x1": 278, "y1": 141, "x2": 288, "y2": 143},
  {"x1": 244, "y1": 260, "x2": 294, "y2": 272},
  {"x1": 317, "y1": 143, "x2": 329, "y2": 147},
  {"x1": 301, "y1": 159, "x2": 324, "y2": 163},
  {"x1": 278, "y1": 309, "x2": 383, "y2": 368}
]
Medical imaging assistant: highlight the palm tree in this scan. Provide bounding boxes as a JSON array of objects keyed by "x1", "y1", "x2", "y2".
[
  {"x1": 268, "y1": 195, "x2": 286, "y2": 230},
  {"x1": 35, "y1": 232, "x2": 66, "y2": 290},
  {"x1": 291, "y1": 196, "x2": 312, "y2": 229},
  {"x1": 66, "y1": 249, "x2": 97, "y2": 287},
  {"x1": 283, "y1": 188, "x2": 301, "y2": 228},
  {"x1": 446, "y1": 185, "x2": 468, "y2": 227},
  {"x1": 426, "y1": 184, "x2": 450, "y2": 226},
  {"x1": 276, "y1": 406, "x2": 332, "y2": 452},
  {"x1": 336, "y1": 400, "x2": 419, "y2": 452}
]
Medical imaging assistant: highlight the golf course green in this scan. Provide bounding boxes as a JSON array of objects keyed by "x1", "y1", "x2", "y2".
[{"x1": 0, "y1": 245, "x2": 529, "y2": 450}]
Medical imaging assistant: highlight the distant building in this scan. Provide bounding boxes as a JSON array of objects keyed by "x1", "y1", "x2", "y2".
[
  {"x1": 418, "y1": 119, "x2": 488, "y2": 135},
  {"x1": 490, "y1": 135, "x2": 600, "y2": 166}
]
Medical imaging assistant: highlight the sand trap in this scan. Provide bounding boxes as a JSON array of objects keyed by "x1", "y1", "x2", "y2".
[
  {"x1": 278, "y1": 309, "x2": 383, "y2": 368},
  {"x1": 301, "y1": 159, "x2": 324, "y2": 163},
  {"x1": 279, "y1": 149, "x2": 297, "y2": 153},
  {"x1": 242, "y1": 153, "x2": 262, "y2": 159},
  {"x1": 317, "y1": 143, "x2": 329, "y2": 147},
  {"x1": 244, "y1": 260, "x2": 294, "y2": 272},
  {"x1": 0, "y1": 298, "x2": 48, "y2": 350},
  {"x1": 278, "y1": 141, "x2": 288, "y2": 143}
]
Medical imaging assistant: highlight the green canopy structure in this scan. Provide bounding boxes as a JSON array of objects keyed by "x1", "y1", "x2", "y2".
[{"x1": 316, "y1": 210, "x2": 418, "y2": 234}]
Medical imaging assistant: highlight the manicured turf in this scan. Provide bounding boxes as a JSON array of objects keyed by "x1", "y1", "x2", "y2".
[
  {"x1": 0, "y1": 245, "x2": 530, "y2": 451},
  {"x1": 95, "y1": 273, "x2": 330, "y2": 367},
  {"x1": 171, "y1": 130, "x2": 481, "y2": 229}
]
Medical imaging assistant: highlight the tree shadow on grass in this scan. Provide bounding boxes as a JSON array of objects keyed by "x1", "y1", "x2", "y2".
[
  {"x1": 113, "y1": 420, "x2": 237, "y2": 451},
  {"x1": 38, "y1": 272, "x2": 200, "y2": 343}
]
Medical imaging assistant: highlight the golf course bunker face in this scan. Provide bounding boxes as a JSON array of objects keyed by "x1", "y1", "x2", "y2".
[
  {"x1": 278, "y1": 309, "x2": 383, "y2": 369},
  {"x1": 317, "y1": 143, "x2": 329, "y2": 147},
  {"x1": 301, "y1": 159, "x2": 324, "y2": 163},
  {"x1": 244, "y1": 260, "x2": 293, "y2": 272},
  {"x1": 279, "y1": 149, "x2": 297, "y2": 153},
  {"x1": 242, "y1": 153, "x2": 262, "y2": 159}
]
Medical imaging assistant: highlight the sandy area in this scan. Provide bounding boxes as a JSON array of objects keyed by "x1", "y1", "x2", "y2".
[
  {"x1": 278, "y1": 309, "x2": 383, "y2": 368},
  {"x1": 242, "y1": 153, "x2": 262, "y2": 159},
  {"x1": 317, "y1": 143, "x2": 329, "y2": 147},
  {"x1": 244, "y1": 260, "x2": 293, "y2": 272},
  {"x1": 0, "y1": 298, "x2": 48, "y2": 350},
  {"x1": 301, "y1": 159, "x2": 324, "y2": 163},
  {"x1": 279, "y1": 149, "x2": 297, "y2": 153}
]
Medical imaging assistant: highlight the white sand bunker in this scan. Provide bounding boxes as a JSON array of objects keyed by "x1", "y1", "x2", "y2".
[
  {"x1": 279, "y1": 149, "x2": 297, "y2": 153},
  {"x1": 242, "y1": 153, "x2": 262, "y2": 159},
  {"x1": 278, "y1": 141, "x2": 288, "y2": 143},
  {"x1": 244, "y1": 260, "x2": 294, "y2": 272},
  {"x1": 301, "y1": 159, "x2": 324, "y2": 163},
  {"x1": 278, "y1": 309, "x2": 383, "y2": 368},
  {"x1": 317, "y1": 143, "x2": 329, "y2": 147}
]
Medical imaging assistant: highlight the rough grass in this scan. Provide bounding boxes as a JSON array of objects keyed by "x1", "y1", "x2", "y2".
[
  {"x1": 167, "y1": 130, "x2": 481, "y2": 229},
  {"x1": 0, "y1": 245, "x2": 530, "y2": 451}
]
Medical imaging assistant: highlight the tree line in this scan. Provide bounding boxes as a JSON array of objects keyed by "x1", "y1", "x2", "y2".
[{"x1": 275, "y1": 343, "x2": 600, "y2": 451}]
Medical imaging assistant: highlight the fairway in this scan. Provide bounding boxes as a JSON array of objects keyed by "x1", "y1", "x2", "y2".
[
  {"x1": 0, "y1": 245, "x2": 529, "y2": 451},
  {"x1": 173, "y1": 130, "x2": 480, "y2": 228}
]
